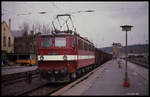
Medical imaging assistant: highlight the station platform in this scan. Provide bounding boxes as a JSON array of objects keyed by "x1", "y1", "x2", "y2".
[
  {"x1": 2, "y1": 66, "x2": 38, "y2": 76},
  {"x1": 54, "y1": 59, "x2": 148, "y2": 96}
]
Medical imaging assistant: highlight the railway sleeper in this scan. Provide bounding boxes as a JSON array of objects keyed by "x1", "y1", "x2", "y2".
[{"x1": 26, "y1": 71, "x2": 32, "y2": 83}]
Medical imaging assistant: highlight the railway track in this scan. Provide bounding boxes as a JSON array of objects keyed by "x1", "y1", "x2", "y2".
[
  {"x1": 2, "y1": 67, "x2": 91, "y2": 96},
  {"x1": 128, "y1": 59, "x2": 148, "y2": 68},
  {"x1": 120, "y1": 58, "x2": 148, "y2": 68},
  {"x1": 2, "y1": 61, "x2": 110, "y2": 96},
  {"x1": 17, "y1": 66, "x2": 98, "y2": 96},
  {"x1": 15, "y1": 66, "x2": 98, "y2": 96},
  {"x1": 2, "y1": 69, "x2": 40, "y2": 86},
  {"x1": 18, "y1": 83, "x2": 67, "y2": 96}
]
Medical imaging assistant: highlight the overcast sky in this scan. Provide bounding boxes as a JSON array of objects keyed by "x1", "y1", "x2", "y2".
[{"x1": 1, "y1": 1, "x2": 149, "y2": 48}]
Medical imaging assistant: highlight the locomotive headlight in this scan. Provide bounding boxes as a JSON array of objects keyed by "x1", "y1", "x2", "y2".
[
  {"x1": 54, "y1": 70, "x2": 59, "y2": 74},
  {"x1": 40, "y1": 55, "x2": 44, "y2": 60},
  {"x1": 48, "y1": 71, "x2": 51, "y2": 74},
  {"x1": 63, "y1": 55, "x2": 67, "y2": 61}
]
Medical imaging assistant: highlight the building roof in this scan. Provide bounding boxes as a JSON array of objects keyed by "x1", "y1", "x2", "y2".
[
  {"x1": 2, "y1": 21, "x2": 10, "y2": 30},
  {"x1": 1, "y1": 21, "x2": 14, "y2": 36}
]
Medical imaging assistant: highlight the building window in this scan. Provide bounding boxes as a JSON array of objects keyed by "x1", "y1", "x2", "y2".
[
  {"x1": 3, "y1": 36, "x2": 6, "y2": 47},
  {"x1": 8, "y1": 37, "x2": 11, "y2": 47},
  {"x1": 4, "y1": 27, "x2": 6, "y2": 32}
]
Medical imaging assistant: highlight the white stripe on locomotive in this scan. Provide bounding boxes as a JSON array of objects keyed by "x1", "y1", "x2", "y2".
[{"x1": 38, "y1": 55, "x2": 95, "y2": 61}]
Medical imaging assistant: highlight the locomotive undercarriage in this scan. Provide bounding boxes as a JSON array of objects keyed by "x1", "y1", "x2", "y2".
[
  {"x1": 39, "y1": 63, "x2": 101, "y2": 83},
  {"x1": 40, "y1": 68, "x2": 71, "y2": 83}
]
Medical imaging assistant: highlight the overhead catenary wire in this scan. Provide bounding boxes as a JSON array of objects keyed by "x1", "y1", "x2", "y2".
[
  {"x1": 2, "y1": 3, "x2": 94, "y2": 34},
  {"x1": 51, "y1": 2, "x2": 66, "y2": 14},
  {"x1": 2, "y1": 8, "x2": 18, "y2": 16}
]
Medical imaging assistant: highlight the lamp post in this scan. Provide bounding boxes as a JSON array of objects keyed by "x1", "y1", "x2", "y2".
[
  {"x1": 120, "y1": 25, "x2": 133, "y2": 87},
  {"x1": 112, "y1": 43, "x2": 116, "y2": 60}
]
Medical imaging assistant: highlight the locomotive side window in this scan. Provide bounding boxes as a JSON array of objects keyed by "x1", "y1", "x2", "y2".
[
  {"x1": 55, "y1": 37, "x2": 66, "y2": 47},
  {"x1": 84, "y1": 42, "x2": 88, "y2": 50},
  {"x1": 92, "y1": 45, "x2": 95, "y2": 51},
  {"x1": 71, "y1": 36, "x2": 76, "y2": 47},
  {"x1": 41, "y1": 37, "x2": 52, "y2": 48},
  {"x1": 91, "y1": 45, "x2": 93, "y2": 51},
  {"x1": 89, "y1": 44, "x2": 91, "y2": 51},
  {"x1": 78, "y1": 39, "x2": 83, "y2": 50}
]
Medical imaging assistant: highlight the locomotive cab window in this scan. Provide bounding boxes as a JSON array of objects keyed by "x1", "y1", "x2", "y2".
[
  {"x1": 55, "y1": 37, "x2": 66, "y2": 47},
  {"x1": 41, "y1": 37, "x2": 52, "y2": 48}
]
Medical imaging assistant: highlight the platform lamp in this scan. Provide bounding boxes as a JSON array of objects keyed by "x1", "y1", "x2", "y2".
[{"x1": 120, "y1": 25, "x2": 133, "y2": 87}]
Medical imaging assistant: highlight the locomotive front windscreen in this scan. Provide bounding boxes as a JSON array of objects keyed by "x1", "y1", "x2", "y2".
[
  {"x1": 55, "y1": 37, "x2": 66, "y2": 47},
  {"x1": 41, "y1": 37, "x2": 52, "y2": 48}
]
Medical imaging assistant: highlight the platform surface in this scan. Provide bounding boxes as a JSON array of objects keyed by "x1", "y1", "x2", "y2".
[
  {"x1": 58, "y1": 59, "x2": 148, "y2": 96},
  {"x1": 2, "y1": 66, "x2": 38, "y2": 75}
]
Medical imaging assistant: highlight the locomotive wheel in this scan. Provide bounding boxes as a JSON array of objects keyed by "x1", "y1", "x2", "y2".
[
  {"x1": 81, "y1": 68, "x2": 84, "y2": 74},
  {"x1": 70, "y1": 72, "x2": 77, "y2": 81},
  {"x1": 89, "y1": 66, "x2": 92, "y2": 70},
  {"x1": 77, "y1": 70, "x2": 81, "y2": 77},
  {"x1": 85, "y1": 67, "x2": 89, "y2": 72}
]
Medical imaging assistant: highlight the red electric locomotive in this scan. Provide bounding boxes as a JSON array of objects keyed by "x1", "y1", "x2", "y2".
[
  {"x1": 38, "y1": 14, "x2": 95, "y2": 82},
  {"x1": 38, "y1": 31, "x2": 95, "y2": 82}
]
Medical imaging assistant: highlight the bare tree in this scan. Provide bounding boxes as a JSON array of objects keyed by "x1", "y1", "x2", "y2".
[
  {"x1": 19, "y1": 22, "x2": 29, "y2": 36},
  {"x1": 32, "y1": 23, "x2": 52, "y2": 34},
  {"x1": 42, "y1": 23, "x2": 52, "y2": 33}
]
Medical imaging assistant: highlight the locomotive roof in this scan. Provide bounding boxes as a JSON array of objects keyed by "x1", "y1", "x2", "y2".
[
  {"x1": 39, "y1": 31, "x2": 94, "y2": 45},
  {"x1": 39, "y1": 32, "x2": 73, "y2": 36}
]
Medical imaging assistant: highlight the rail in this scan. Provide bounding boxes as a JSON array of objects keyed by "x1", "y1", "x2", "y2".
[
  {"x1": 19, "y1": 83, "x2": 67, "y2": 96},
  {"x1": 2, "y1": 69, "x2": 40, "y2": 86}
]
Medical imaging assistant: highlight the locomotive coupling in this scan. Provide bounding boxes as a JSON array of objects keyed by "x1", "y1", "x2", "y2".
[
  {"x1": 48, "y1": 68, "x2": 68, "y2": 75},
  {"x1": 60, "y1": 67, "x2": 67, "y2": 74},
  {"x1": 54, "y1": 68, "x2": 68, "y2": 75}
]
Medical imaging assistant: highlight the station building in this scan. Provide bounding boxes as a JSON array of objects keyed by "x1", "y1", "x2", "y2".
[
  {"x1": 1, "y1": 20, "x2": 14, "y2": 53},
  {"x1": 1, "y1": 20, "x2": 14, "y2": 66}
]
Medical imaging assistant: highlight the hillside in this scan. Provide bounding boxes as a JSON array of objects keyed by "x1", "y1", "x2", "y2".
[{"x1": 100, "y1": 44, "x2": 149, "y2": 54}]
